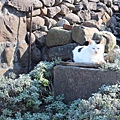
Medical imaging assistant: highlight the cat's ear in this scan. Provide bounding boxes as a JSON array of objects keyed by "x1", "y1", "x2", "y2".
[
  {"x1": 87, "y1": 39, "x2": 94, "y2": 44},
  {"x1": 100, "y1": 39, "x2": 106, "y2": 45}
]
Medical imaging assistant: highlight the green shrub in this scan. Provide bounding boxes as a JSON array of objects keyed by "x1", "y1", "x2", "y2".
[{"x1": 0, "y1": 60, "x2": 120, "y2": 120}]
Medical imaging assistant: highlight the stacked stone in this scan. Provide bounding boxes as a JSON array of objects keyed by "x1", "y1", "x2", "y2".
[{"x1": 0, "y1": 0, "x2": 119, "y2": 75}]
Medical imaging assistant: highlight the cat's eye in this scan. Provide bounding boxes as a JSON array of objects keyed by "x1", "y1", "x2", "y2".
[
  {"x1": 97, "y1": 48, "x2": 100, "y2": 49},
  {"x1": 92, "y1": 48, "x2": 95, "y2": 49}
]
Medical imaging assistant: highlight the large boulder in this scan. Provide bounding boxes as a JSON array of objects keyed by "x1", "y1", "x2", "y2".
[
  {"x1": 46, "y1": 27, "x2": 72, "y2": 47},
  {"x1": 47, "y1": 43, "x2": 77, "y2": 61},
  {"x1": 54, "y1": 65, "x2": 119, "y2": 103},
  {"x1": 0, "y1": 5, "x2": 26, "y2": 43},
  {"x1": 72, "y1": 25, "x2": 99, "y2": 45},
  {"x1": 0, "y1": 3, "x2": 27, "y2": 75},
  {"x1": 5, "y1": 0, "x2": 43, "y2": 12}
]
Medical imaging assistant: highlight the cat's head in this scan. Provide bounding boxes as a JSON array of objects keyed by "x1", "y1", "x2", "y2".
[{"x1": 87, "y1": 39, "x2": 105, "y2": 55}]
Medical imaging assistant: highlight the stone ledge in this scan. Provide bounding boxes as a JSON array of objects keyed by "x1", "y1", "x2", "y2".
[{"x1": 54, "y1": 65, "x2": 119, "y2": 103}]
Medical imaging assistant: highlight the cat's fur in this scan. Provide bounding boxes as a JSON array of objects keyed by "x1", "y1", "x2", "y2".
[{"x1": 72, "y1": 39, "x2": 105, "y2": 64}]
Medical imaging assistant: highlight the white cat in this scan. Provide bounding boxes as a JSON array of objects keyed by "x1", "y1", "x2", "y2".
[{"x1": 72, "y1": 39, "x2": 105, "y2": 64}]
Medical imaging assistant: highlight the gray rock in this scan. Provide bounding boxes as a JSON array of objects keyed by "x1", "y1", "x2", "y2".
[
  {"x1": 64, "y1": 0, "x2": 74, "y2": 4},
  {"x1": 31, "y1": 47, "x2": 41, "y2": 64},
  {"x1": 74, "y1": 2, "x2": 84, "y2": 11},
  {"x1": 39, "y1": 26, "x2": 49, "y2": 32},
  {"x1": 73, "y1": 4, "x2": 83, "y2": 13},
  {"x1": 0, "y1": 42, "x2": 15, "y2": 68},
  {"x1": 56, "y1": 19, "x2": 70, "y2": 27},
  {"x1": 47, "y1": 43, "x2": 77, "y2": 61},
  {"x1": 4, "y1": 47, "x2": 14, "y2": 67},
  {"x1": 33, "y1": 30, "x2": 47, "y2": 48},
  {"x1": 41, "y1": 0, "x2": 55, "y2": 7},
  {"x1": 53, "y1": 14, "x2": 64, "y2": 21},
  {"x1": 41, "y1": 6, "x2": 47, "y2": 16},
  {"x1": 55, "y1": 0, "x2": 63, "y2": 5},
  {"x1": 54, "y1": 65, "x2": 119, "y2": 103},
  {"x1": 41, "y1": 46, "x2": 49, "y2": 61},
  {"x1": 64, "y1": 13, "x2": 80, "y2": 24},
  {"x1": 0, "y1": 5, "x2": 26, "y2": 43},
  {"x1": 72, "y1": 25, "x2": 99, "y2": 45},
  {"x1": 44, "y1": 16, "x2": 57, "y2": 29},
  {"x1": 99, "y1": 31, "x2": 117, "y2": 52},
  {"x1": 91, "y1": 11, "x2": 104, "y2": 21},
  {"x1": 33, "y1": 0, "x2": 43, "y2": 9},
  {"x1": 59, "y1": 4, "x2": 69, "y2": 15},
  {"x1": 27, "y1": 9, "x2": 41, "y2": 17},
  {"x1": 49, "y1": 19, "x2": 57, "y2": 28},
  {"x1": 112, "y1": 5, "x2": 119, "y2": 12},
  {"x1": 27, "y1": 16, "x2": 45, "y2": 31},
  {"x1": 103, "y1": 0, "x2": 112, "y2": 7},
  {"x1": 63, "y1": 2, "x2": 75, "y2": 10},
  {"x1": 82, "y1": 0, "x2": 89, "y2": 10},
  {"x1": 101, "y1": 12, "x2": 111, "y2": 25},
  {"x1": 82, "y1": 20, "x2": 101, "y2": 30},
  {"x1": 77, "y1": 10, "x2": 91, "y2": 22},
  {"x1": 97, "y1": 2, "x2": 112, "y2": 16},
  {"x1": 89, "y1": 0, "x2": 99, "y2": 2},
  {"x1": 88, "y1": 2, "x2": 97, "y2": 11},
  {"x1": 47, "y1": 6, "x2": 61, "y2": 18},
  {"x1": 0, "y1": 0, "x2": 119, "y2": 77},
  {"x1": 5, "y1": 0, "x2": 42, "y2": 12},
  {"x1": 0, "y1": 68, "x2": 9, "y2": 76},
  {"x1": 26, "y1": 32, "x2": 36, "y2": 45},
  {"x1": 46, "y1": 27, "x2": 72, "y2": 47},
  {"x1": 105, "y1": 47, "x2": 120, "y2": 63},
  {"x1": 105, "y1": 16, "x2": 117, "y2": 33},
  {"x1": 74, "y1": 0, "x2": 81, "y2": 4},
  {"x1": 17, "y1": 43, "x2": 28, "y2": 67}
]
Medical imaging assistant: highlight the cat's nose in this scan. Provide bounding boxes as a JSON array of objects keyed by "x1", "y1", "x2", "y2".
[{"x1": 95, "y1": 51, "x2": 98, "y2": 54}]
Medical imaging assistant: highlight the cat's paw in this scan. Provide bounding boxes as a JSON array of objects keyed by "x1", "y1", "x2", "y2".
[
  {"x1": 97, "y1": 60, "x2": 106, "y2": 65},
  {"x1": 95, "y1": 60, "x2": 106, "y2": 65}
]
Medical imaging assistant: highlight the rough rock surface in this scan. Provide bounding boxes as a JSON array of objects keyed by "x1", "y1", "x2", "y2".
[
  {"x1": 4, "y1": 47, "x2": 14, "y2": 67},
  {"x1": 0, "y1": 0, "x2": 120, "y2": 75},
  {"x1": 0, "y1": 5, "x2": 26, "y2": 43},
  {"x1": 46, "y1": 27, "x2": 72, "y2": 47},
  {"x1": 54, "y1": 65, "x2": 120, "y2": 103},
  {"x1": 72, "y1": 26, "x2": 99, "y2": 44},
  {"x1": 46, "y1": 43, "x2": 77, "y2": 61}
]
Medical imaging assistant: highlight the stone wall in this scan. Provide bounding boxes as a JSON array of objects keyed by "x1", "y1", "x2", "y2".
[{"x1": 0, "y1": 0, "x2": 120, "y2": 76}]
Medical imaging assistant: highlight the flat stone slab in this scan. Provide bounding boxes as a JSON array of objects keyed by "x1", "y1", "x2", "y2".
[{"x1": 54, "y1": 65, "x2": 120, "y2": 103}]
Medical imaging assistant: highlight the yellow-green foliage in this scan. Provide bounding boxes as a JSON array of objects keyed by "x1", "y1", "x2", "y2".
[{"x1": 0, "y1": 61, "x2": 120, "y2": 120}]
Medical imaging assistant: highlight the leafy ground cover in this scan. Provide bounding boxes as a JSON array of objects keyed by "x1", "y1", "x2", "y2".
[{"x1": 0, "y1": 60, "x2": 120, "y2": 120}]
